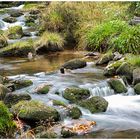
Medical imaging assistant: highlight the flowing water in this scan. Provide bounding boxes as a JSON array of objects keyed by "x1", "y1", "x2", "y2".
[{"x1": 1, "y1": 3, "x2": 140, "y2": 138}]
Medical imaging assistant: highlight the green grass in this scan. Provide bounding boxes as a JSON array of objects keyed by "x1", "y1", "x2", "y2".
[
  {"x1": 35, "y1": 31, "x2": 64, "y2": 49},
  {"x1": 0, "y1": 101, "x2": 16, "y2": 138}
]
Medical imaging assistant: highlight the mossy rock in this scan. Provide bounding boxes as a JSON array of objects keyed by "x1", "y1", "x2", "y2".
[
  {"x1": 104, "y1": 61, "x2": 123, "y2": 76},
  {"x1": 68, "y1": 107, "x2": 82, "y2": 119},
  {"x1": 6, "y1": 26, "x2": 23, "y2": 39},
  {"x1": 53, "y1": 100, "x2": 67, "y2": 107},
  {"x1": 0, "y1": 40, "x2": 34, "y2": 57},
  {"x1": 0, "y1": 101, "x2": 16, "y2": 138},
  {"x1": 3, "y1": 17, "x2": 17, "y2": 23},
  {"x1": 0, "y1": 34, "x2": 8, "y2": 48},
  {"x1": 63, "y1": 87, "x2": 90, "y2": 103},
  {"x1": 133, "y1": 68, "x2": 140, "y2": 85},
  {"x1": 62, "y1": 59, "x2": 87, "y2": 70},
  {"x1": 11, "y1": 100, "x2": 60, "y2": 122},
  {"x1": 134, "y1": 83, "x2": 140, "y2": 95},
  {"x1": 4, "y1": 93, "x2": 31, "y2": 107},
  {"x1": 0, "y1": 84, "x2": 10, "y2": 100},
  {"x1": 10, "y1": 11, "x2": 23, "y2": 17},
  {"x1": 13, "y1": 80, "x2": 33, "y2": 90},
  {"x1": 36, "y1": 130, "x2": 57, "y2": 138},
  {"x1": 78, "y1": 96, "x2": 108, "y2": 114},
  {"x1": 96, "y1": 53, "x2": 114, "y2": 65},
  {"x1": 108, "y1": 78, "x2": 127, "y2": 93},
  {"x1": 36, "y1": 85, "x2": 51, "y2": 94},
  {"x1": 116, "y1": 62, "x2": 134, "y2": 82},
  {"x1": 61, "y1": 127, "x2": 76, "y2": 138}
]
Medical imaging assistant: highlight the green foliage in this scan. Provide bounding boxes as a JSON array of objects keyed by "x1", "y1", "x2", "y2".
[
  {"x1": 84, "y1": 20, "x2": 128, "y2": 52},
  {"x1": 111, "y1": 25, "x2": 140, "y2": 54},
  {"x1": 53, "y1": 100, "x2": 66, "y2": 107},
  {"x1": 0, "y1": 101, "x2": 16, "y2": 138}
]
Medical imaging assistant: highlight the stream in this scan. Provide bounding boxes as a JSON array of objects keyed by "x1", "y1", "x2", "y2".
[{"x1": 1, "y1": 3, "x2": 140, "y2": 138}]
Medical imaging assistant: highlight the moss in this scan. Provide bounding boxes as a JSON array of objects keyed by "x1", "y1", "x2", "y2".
[
  {"x1": 36, "y1": 130, "x2": 57, "y2": 138},
  {"x1": 11, "y1": 100, "x2": 60, "y2": 122},
  {"x1": 63, "y1": 87, "x2": 90, "y2": 103},
  {"x1": 53, "y1": 100, "x2": 66, "y2": 107},
  {"x1": 6, "y1": 26, "x2": 23, "y2": 39},
  {"x1": 78, "y1": 96, "x2": 108, "y2": 114},
  {"x1": 0, "y1": 101, "x2": 16, "y2": 138},
  {"x1": 134, "y1": 83, "x2": 140, "y2": 95},
  {"x1": 13, "y1": 80, "x2": 33, "y2": 90},
  {"x1": 0, "y1": 84, "x2": 9, "y2": 100},
  {"x1": 3, "y1": 17, "x2": 17, "y2": 23},
  {"x1": 0, "y1": 40, "x2": 34, "y2": 57},
  {"x1": 108, "y1": 78, "x2": 127, "y2": 93},
  {"x1": 69, "y1": 107, "x2": 82, "y2": 119},
  {"x1": 36, "y1": 85, "x2": 51, "y2": 94}
]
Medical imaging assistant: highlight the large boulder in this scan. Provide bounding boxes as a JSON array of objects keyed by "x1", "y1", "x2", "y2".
[
  {"x1": 3, "y1": 17, "x2": 17, "y2": 23},
  {"x1": 4, "y1": 93, "x2": 31, "y2": 107},
  {"x1": 96, "y1": 53, "x2": 114, "y2": 65},
  {"x1": 61, "y1": 127, "x2": 76, "y2": 138},
  {"x1": 68, "y1": 107, "x2": 82, "y2": 119},
  {"x1": 11, "y1": 100, "x2": 60, "y2": 122},
  {"x1": 0, "y1": 101, "x2": 16, "y2": 138},
  {"x1": 63, "y1": 87, "x2": 90, "y2": 103},
  {"x1": 10, "y1": 11, "x2": 23, "y2": 17},
  {"x1": 116, "y1": 62, "x2": 134, "y2": 81},
  {"x1": 62, "y1": 59, "x2": 87, "y2": 70},
  {"x1": 7, "y1": 26, "x2": 24, "y2": 39},
  {"x1": 78, "y1": 96, "x2": 108, "y2": 114},
  {"x1": 134, "y1": 83, "x2": 140, "y2": 95},
  {"x1": 0, "y1": 84, "x2": 10, "y2": 100},
  {"x1": 133, "y1": 68, "x2": 140, "y2": 85},
  {"x1": 104, "y1": 61, "x2": 123, "y2": 76},
  {"x1": 108, "y1": 78, "x2": 127, "y2": 93},
  {"x1": 0, "y1": 34, "x2": 8, "y2": 48},
  {"x1": 12, "y1": 79, "x2": 33, "y2": 90}
]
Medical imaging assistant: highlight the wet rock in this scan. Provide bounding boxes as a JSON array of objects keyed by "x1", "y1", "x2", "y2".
[
  {"x1": 53, "y1": 100, "x2": 67, "y2": 107},
  {"x1": 62, "y1": 59, "x2": 87, "y2": 70},
  {"x1": 3, "y1": 17, "x2": 17, "y2": 23},
  {"x1": 96, "y1": 53, "x2": 114, "y2": 65},
  {"x1": 12, "y1": 79, "x2": 33, "y2": 90},
  {"x1": 104, "y1": 61, "x2": 123, "y2": 76},
  {"x1": 133, "y1": 68, "x2": 140, "y2": 85},
  {"x1": 63, "y1": 87, "x2": 90, "y2": 103},
  {"x1": 113, "y1": 52, "x2": 123, "y2": 61},
  {"x1": 0, "y1": 101, "x2": 16, "y2": 138},
  {"x1": 68, "y1": 107, "x2": 82, "y2": 119},
  {"x1": 25, "y1": 15, "x2": 36, "y2": 27},
  {"x1": 0, "y1": 34, "x2": 8, "y2": 48},
  {"x1": 7, "y1": 26, "x2": 24, "y2": 39},
  {"x1": 61, "y1": 127, "x2": 76, "y2": 138},
  {"x1": 10, "y1": 11, "x2": 23, "y2": 17},
  {"x1": 5, "y1": 83, "x2": 15, "y2": 92},
  {"x1": 0, "y1": 84, "x2": 10, "y2": 100},
  {"x1": 78, "y1": 96, "x2": 108, "y2": 114},
  {"x1": 23, "y1": 31, "x2": 32, "y2": 37},
  {"x1": 4, "y1": 93, "x2": 31, "y2": 107},
  {"x1": 108, "y1": 78, "x2": 127, "y2": 93},
  {"x1": 36, "y1": 84, "x2": 51, "y2": 94},
  {"x1": 134, "y1": 83, "x2": 140, "y2": 95},
  {"x1": 85, "y1": 52, "x2": 100, "y2": 57},
  {"x1": 116, "y1": 62, "x2": 134, "y2": 82},
  {"x1": 11, "y1": 100, "x2": 60, "y2": 122},
  {"x1": 29, "y1": 10, "x2": 40, "y2": 15}
]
